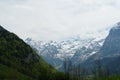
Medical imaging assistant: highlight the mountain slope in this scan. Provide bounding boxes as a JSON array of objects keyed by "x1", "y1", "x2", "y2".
[
  {"x1": 98, "y1": 22, "x2": 120, "y2": 73},
  {"x1": 82, "y1": 23, "x2": 120, "y2": 74},
  {"x1": 26, "y1": 31, "x2": 107, "y2": 70},
  {"x1": 100, "y1": 23, "x2": 120, "y2": 57},
  {"x1": 25, "y1": 22, "x2": 120, "y2": 74},
  {"x1": 0, "y1": 25, "x2": 65, "y2": 80}
]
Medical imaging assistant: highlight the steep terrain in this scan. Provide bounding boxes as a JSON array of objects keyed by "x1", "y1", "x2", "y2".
[
  {"x1": 26, "y1": 23, "x2": 120, "y2": 73},
  {"x1": 26, "y1": 31, "x2": 107, "y2": 70},
  {"x1": 21, "y1": 22, "x2": 120, "y2": 75},
  {"x1": 82, "y1": 22, "x2": 120, "y2": 74},
  {"x1": 98, "y1": 22, "x2": 120, "y2": 73},
  {"x1": 100, "y1": 22, "x2": 120, "y2": 57},
  {"x1": 0, "y1": 25, "x2": 65, "y2": 80}
]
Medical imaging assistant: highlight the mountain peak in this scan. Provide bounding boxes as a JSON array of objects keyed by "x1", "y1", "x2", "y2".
[
  {"x1": 112, "y1": 22, "x2": 120, "y2": 30},
  {"x1": 26, "y1": 37, "x2": 32, "y2": 42},
  {"x1": 100, "y1": 22, "x2": 120, "y2": 56},
  {"x1": 109, "y1": 22, "x2": 120, "y2": 36}
]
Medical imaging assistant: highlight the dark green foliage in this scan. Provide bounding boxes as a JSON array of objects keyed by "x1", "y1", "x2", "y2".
[
  {"x1": 99, "y1": 75, "x2": 120, "y2": 80},
  {"x1": 0, "y1": 64, "x2": 33, "y2": 80},
  {"x1": 0, "y1": 26, "x2": 66, "y2": 80},
  {"x1": 0, "y1": 26, "x2": 120, "y2": 80}
]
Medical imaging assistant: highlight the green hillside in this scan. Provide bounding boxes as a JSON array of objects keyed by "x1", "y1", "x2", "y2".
[{"x1": 0, "y1": 25, "x2": 65, "y2": 80}]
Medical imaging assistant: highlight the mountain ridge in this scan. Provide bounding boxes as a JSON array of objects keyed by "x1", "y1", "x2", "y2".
[
  {"x1": 26, "y1": 31, "x2": 107, "y2": 70},
  {"x1": 26, "y1": 22, "x2": 120, "y2": 72},
  {"x1": 0, "y1": 25, "x2": 6, "y2": 31},
  {"x1": 0, "y1": 25, "x2": 66, "y2": 80}
]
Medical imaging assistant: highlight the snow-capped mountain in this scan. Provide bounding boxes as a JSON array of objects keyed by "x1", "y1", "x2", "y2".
[
  {"x1": 100, "y1": 22, "x2": 120, "y2": 57},
  {"x1": 25, "y1": 30, "x2": 108, "y2": 70},
  {"x1": 82, "y1": 22, "x2": 120, "y2": 73}
]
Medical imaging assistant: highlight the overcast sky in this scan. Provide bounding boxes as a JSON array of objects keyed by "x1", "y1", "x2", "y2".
[{"x1": 0, "y1": 0, "x2": 120, "y2": 41}]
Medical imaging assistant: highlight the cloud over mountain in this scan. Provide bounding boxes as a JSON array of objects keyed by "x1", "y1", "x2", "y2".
[{"x1": 0, "y1": 0, "x2": 120, "y2": 40}]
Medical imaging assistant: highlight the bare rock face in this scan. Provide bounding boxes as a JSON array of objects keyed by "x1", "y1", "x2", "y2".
[{"x1": 100, "y1": 22, "x2": 120, "y2": 57}]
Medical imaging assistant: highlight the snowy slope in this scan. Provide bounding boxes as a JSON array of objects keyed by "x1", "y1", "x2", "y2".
[{"x1": 25, "y1": 30, "x2": 108, "y2": 69}]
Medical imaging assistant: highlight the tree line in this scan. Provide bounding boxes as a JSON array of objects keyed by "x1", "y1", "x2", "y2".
[{"x1": 63, "y1": 58, "x2": 120, "y2": 80}]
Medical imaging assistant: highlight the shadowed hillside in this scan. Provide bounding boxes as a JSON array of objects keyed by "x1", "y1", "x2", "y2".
[{"x1": 0, "y1": 25, "x2": 65, "y2": 80}]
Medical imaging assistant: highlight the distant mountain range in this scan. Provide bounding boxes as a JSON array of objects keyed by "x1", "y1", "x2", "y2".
[
  {"x1": 25, "y1": 25, "x2": 109, "y2": 70},
  {"x1": 26, "y1": 22, "x2": 120, "y2": 73},
  {"x1": 1, "y1": 22, "x2": 120, "y2": 79}
]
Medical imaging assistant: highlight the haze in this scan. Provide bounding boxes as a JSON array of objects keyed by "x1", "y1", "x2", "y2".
[{"x1": 0, "y1": 0, "x2": 120, "y2": 41}]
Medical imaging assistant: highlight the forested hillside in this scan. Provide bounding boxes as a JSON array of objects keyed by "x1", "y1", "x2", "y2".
[{"x1": 0, "y1": 25, "x2": 65, "y2": 80}]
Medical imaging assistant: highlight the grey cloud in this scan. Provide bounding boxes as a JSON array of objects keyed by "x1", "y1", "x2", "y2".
[{"x1": 0, "y1": 0, "x2": 120, "y2": 41}]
